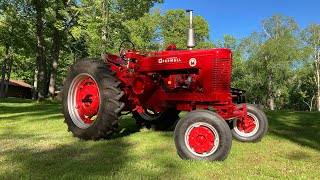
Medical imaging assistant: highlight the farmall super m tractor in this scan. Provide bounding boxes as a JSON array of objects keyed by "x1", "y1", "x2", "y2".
[{"x1": 62, "y1": 10, "x2": 268, "y2": 161}]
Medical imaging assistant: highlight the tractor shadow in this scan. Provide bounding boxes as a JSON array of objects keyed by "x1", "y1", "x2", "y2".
[
  {"x1": 0, "y1": 98, "x2": 143, "y2": 140},
  {"x1": 1, "y1": 132, "x2": 183, "y2": 179},
  {"x1": 111, "y1": 115, "x2": 141, "y2": 139},
  {"x1": 112, "y1": 112, "x2": 189, "y2": 140},
  {"x1": 0, "y1": 135, "x2": 135, "y2": 179},
  {"x1": 0, "y1": 101, "x2": 181, "y2": 179},
  {"x1": 267, "y1": 111, "x2": 320, "y2": 151},
  {"x1": 0, "y1": 101, "x2": 175, "y2": 179}
]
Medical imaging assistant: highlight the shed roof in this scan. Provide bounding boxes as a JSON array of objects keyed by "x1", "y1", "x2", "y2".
[{"x1": 8, "y1": 79, "x2": 32, "y2": 89}]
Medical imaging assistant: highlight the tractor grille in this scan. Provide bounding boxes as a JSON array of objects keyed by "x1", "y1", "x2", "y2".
[{"x1": 212, "y1": 58, "x2": 232, "y2": 91}]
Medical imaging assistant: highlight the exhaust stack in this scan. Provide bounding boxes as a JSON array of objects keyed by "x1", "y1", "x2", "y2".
[{"x1": 186, "y1": 9, "x2": 195, "y2": 50}]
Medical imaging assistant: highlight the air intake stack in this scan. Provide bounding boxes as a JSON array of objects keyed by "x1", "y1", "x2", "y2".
[{"x1": 186, "y1": 9, "x2": 195, "y2": 50}]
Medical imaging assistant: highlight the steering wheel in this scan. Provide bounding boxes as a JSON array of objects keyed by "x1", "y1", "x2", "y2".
[{"x1": 119, "y1": 40, "x2": 135, "y2": 61}]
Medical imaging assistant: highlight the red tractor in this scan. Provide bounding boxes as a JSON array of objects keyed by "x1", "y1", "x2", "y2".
[{"x1": 62, "y1": 10, "x2": 268, "y2": 161}]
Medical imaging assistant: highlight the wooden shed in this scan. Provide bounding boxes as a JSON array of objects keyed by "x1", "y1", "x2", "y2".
[{"x1": 7, "y1": 79, "x2": 32, "y2": 99}]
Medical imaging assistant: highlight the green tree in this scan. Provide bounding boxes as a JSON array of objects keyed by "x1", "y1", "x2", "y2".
[
  {"x1": 0, "y1": 0, "x2": 34, "y2": 98},
  {"x1": 161, "y1": 9, "x2": 213, "y2": 50},
  {"x1": 124, "y1": 8, "x2": 162, "y2": 50},
  {"x1": 71, "y1": 0, "x2": 163, "y2": 58},
  {"x1": 47, "y1": 0, "x2": 78, "y2": 99},
  {"x1": 32, "y1": 0, "x2": 48, "y2": 100},
  {"x1": 251, "y1": 15, "x2": 300, "y2": 110},
  {"x1": 302, "y1": 24, "x2": 320, "y2": 111},
  {"x1": 289, "y1": 63, "x2": 316, "y2": 111}
]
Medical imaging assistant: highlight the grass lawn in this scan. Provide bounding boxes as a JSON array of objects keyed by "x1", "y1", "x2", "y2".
[{"x1": 0, "y1": 98, "x2": 319, "y2": 179}]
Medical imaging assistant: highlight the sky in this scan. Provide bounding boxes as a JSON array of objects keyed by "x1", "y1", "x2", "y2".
[{"x1": 155, "y1": 0, "x2": 320, "y2": 42}]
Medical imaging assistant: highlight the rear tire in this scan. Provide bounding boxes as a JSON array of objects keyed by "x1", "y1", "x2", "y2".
[
  {"x1": 132, "y1": 108, "x2": 180, "y2": 130},
  {"x1": 62, "y1": 59, "x2": 124, "y2": 140},
  {"x1": 231, "y1": 104, "x2": 268, "y2": 142},
  {"x1": 174, "y1": 110, "x2": 232, "y2": 161}
]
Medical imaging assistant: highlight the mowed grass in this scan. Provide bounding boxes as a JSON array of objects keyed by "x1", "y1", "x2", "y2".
[{"x1": 0, "y1": 98, "x2": 319, "y2": 179}]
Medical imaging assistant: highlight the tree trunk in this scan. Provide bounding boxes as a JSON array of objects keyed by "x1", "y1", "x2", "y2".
[
  {"x1": 316, "y1": 49, "x2": 320, "y2": 111},
  {"x1": 269, "y1": 96, "x2": 275, "y2": 110},
  {"x1": 265, "y1": 55, "x2": 275, "y2": 110},
  {"x1": 48, "y1": 0, "x2": 64, "y2": 99},
  {"x1": 4, "y1": 57, "x2": 14, "y2": 96},
  {"x1": 48, "y1": 32, "x2": 62, "y2": 99},
  {"x1": 101, "y1": 0, "x2": 108, "y2": 59},
  {"x1": 32, "y1": 64, "x2": 39, "y2": 100},
  {"x1": 268, "y1": 71, "x2": 275, "y2": 110},
  {"x1": 0, "y1": 43, "x2": 9, "y2": 98},
  {"x1": 317, "y1": 92, "x2": 320, "y2": 111},
  {"x1": 34, "y1": 0, "x2": 47, "y2": 100}
]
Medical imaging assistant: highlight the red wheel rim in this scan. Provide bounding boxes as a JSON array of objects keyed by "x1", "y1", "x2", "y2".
[
  {"x1": 185, "y1": 122, "x2": 219, "y2": 156},
  {"x1": 75, "y1": 77, "x2": 100, "y2": 124},
  {"x1": 237, "y1": 115, "x2": 256, "y2": 133},
  {"x1": 68, "y1": 74, "x2": 100, "y2": 129},
  {"x1": 233, "y1": 112, "x2": 259, "y2": 137}
]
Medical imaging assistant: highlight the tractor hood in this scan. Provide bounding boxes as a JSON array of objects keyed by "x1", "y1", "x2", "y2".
[{"x1": 136, "y1": 48, "x2": 232, "y2": 72}]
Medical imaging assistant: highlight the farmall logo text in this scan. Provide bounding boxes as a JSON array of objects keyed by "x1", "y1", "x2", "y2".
[{"x1": 158, "y1": 57, "x2": 181, "y2": 64}]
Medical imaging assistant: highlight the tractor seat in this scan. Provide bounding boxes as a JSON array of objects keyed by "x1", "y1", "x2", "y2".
[{"x1": 105, "y1": 53, "x2": 126, "y2": 65}]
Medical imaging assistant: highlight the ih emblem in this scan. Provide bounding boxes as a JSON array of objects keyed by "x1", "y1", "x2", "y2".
[{"x1": 189, "y1": 58, "x2": 197, "y2": 67}]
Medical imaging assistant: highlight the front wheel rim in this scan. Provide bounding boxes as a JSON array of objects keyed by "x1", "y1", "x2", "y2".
[
  {"x1": 233, "y1": 112, "x2": 259, "y2": 137},
  {"x1": 185, "y1": 122, "x2": 219, "y2": 157},
  {"x1": 68, "y1": 73, "x2": 100, "y2": 129}
]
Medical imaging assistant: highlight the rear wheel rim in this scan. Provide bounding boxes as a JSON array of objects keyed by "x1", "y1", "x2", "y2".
[
  {"x1": 185, "y1": 122, "x2": 219, "y2": 157},
  {"x1": 233, "y1": 112, "x2": 259, "y2": 137},
  {"x1": 68, "y1": 73, "x2": 100, "y2": 129}
]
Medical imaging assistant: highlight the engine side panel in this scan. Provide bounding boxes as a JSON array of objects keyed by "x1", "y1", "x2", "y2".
[{"x1": 136, "y1": 49, "x2": 232, "y2": 72}]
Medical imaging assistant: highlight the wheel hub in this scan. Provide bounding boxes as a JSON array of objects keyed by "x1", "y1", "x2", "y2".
[
  {"x1": 237, "y1": 116, "x2": 256, "y2": 133},
  {"x1": 75, "y1": 77, "x2": 100, "y2": 124},
  {"x1": 188, "y1": 126, "x2": 215, "y2": 154}
]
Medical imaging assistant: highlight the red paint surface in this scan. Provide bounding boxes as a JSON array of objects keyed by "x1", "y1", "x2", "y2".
[
  {"x1": 105, "y1": 45, "x2": 248, "y2": 120},
  {"x1": 237, "y1": 115, "x2": 256, "y2": 133},
  {"x1": 75, "y1": 78, "x2": 100, "y2": 124},
  {"x1": 188, "y1": 126, "x2": 215, "y2": 154}
]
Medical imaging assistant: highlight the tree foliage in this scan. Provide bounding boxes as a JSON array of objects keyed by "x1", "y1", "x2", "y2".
[
  {"x1": 161, "y1": 9, "x2": 212, "y2": 49},
  {"x1": 0, "y1": 1, "x2": 320, "y2": 111},
  {"x1": 0, "y1": 0, "x2": 35, "y2": 97},
  {"x1": 301, "y1": 24, "x2": 320, "y2": 111}
]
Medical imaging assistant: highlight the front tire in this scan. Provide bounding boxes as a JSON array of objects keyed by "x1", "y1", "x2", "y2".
[
  {"x1": 62, "y1": 59, "x2": 124, "y2": 140},
  {"x1": 231, "y1": 104, "x2": 268, "y2": 142},
  {"x1": 174, "y1": 110, "x2": 232, "y2": 161}
]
